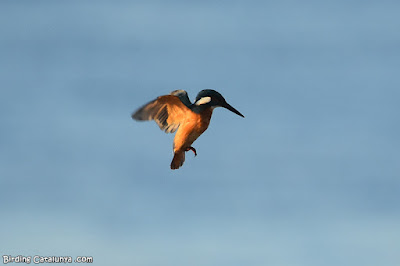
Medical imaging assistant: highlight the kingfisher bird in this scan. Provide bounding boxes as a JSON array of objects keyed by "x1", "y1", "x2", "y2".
[{"x1": 132, "y1": 89, "x2": 244, "y2": 169}]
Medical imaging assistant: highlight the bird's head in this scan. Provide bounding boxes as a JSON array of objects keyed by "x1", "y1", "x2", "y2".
[{"x1": 193, "y1": 89, "x2": 244, "y2": 117}]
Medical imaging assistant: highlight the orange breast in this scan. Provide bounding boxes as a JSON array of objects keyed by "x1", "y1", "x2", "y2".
[{"x1": 173, "y1": 108, "x2": 213, "y2": 152}]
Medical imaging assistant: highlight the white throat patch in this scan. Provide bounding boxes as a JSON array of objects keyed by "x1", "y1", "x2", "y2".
[{"x1": 195, "y1": 96, "x2": 212, "y2": 105}]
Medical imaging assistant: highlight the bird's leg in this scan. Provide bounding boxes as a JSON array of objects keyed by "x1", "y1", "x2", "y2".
[{"x1": 185, "y1": 146, "x2": 197, "y2": 157}]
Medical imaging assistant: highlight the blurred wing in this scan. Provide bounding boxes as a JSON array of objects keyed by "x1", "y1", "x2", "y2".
[
  {"x1": 132, "y1": 95, "x2": 190, "y2": 133},
  {"x1": 170, "y1": 90, "x2": 192, "y2": 107}
]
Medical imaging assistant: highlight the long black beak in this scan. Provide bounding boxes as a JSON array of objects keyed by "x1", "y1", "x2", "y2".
[{"x1": 223, "y1": 102, "x2": 245, "y2": 118}]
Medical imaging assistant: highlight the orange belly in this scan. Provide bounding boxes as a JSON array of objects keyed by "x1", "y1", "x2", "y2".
[{"x1": 173, "y1": 109, "x2": 213, "y2": 152}]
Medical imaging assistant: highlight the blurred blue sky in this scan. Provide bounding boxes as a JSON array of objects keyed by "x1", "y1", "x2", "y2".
[{"x1": 1, "y1": 1, "x2": 399, "y2": 265}]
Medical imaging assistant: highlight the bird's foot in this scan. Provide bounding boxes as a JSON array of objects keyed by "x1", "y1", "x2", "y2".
[{"x1": 185, "y1": 146, "x2": 197, "y2": 157}]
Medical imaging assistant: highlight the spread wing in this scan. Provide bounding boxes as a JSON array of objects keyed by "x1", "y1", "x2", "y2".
[
  {"x1": 132, "y1": 94, "x2": 191, "y2": 133},
  {"x1": 170, "y1": 90, "x2": 192, "y2": 108}
]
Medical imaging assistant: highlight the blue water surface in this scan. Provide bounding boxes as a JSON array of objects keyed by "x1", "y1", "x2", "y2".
[{"x1": 1, "y1": 1, "x2": 399, "y2": 265}]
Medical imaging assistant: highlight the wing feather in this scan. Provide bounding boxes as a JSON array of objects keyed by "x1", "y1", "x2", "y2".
[
  {"x1": 132, "y1": 95, "x2": 190, "y2": 133},
  {"x1": 170, "y1": 90, "x2": 192, "y2": 107}
]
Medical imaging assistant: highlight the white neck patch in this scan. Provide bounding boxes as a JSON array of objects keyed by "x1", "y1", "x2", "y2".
[{"x1": 195, "y1": 96, "x2": 212, "y2": 105}]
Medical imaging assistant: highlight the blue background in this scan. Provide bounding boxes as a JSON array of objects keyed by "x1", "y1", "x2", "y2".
[{"x1": 1, "y1": 1, "x2": 399, "y2": 265}]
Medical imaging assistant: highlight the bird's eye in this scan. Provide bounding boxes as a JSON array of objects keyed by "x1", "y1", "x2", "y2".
[{"x1": 195, "y1": 96, "x2": 212, "y2": 105}]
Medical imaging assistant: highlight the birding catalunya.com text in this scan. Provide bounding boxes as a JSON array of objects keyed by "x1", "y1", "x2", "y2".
[{"x1": 2, "y1": 255, "x2": 93, "y2": 264}]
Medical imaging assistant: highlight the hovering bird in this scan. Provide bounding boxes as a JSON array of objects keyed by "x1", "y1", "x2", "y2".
[{"x1": 132, "y1": 89, "x2": 244, "y2": 169}]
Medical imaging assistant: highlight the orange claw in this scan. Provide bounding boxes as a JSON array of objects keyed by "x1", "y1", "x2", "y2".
[{"x1": 185, "y1": 146, "x2": 197, "y2": 157}]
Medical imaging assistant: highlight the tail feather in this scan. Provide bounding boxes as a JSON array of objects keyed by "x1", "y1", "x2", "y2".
[{"x1": 170, "y1": 151, "x2": 185, "y2": 170}]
